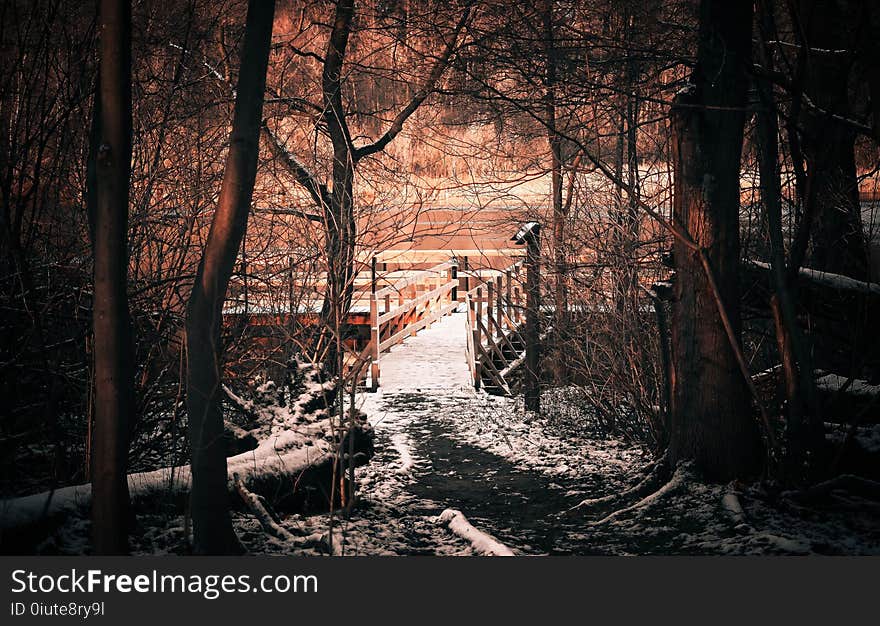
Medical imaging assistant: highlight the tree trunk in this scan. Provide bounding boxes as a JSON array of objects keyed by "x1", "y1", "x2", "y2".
[
  {"x1": 525, "y1": 229, "x2": 541, "y2": 413},
  {"x1": 755, "y1": 1, "x2": 823, "y2": 481},
  {"x1": 793, "y1": 0, "x2": 871, "y2": 378},
  {"x1": 798, "y1": 0, "x2": 868, "y2": 281},
  {"x1": 319, "y1": 0, "x2": 356, "y2": 377},
  {"x1": 91, "y1": 0, "x2": 135, "y2": 555},
  {"x1": 185, "y1": 0, "x2": 275, "y2": 555},
  {"x1": 542, "y1": 0, "x2": 566, "y2": 350},
  {"x1": 669, "y1": 0, "x2": 761, "y2": 481}
]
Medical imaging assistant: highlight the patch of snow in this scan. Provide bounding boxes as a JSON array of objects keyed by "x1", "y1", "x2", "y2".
[{"x1": 390, "y1": 433, "x2": 416, "y2": 474}]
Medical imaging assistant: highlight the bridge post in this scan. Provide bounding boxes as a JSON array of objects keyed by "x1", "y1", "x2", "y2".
[
  {"x1": 462, "y1": 256, "x2": 469, "y2": 293},
  {"x1": 449, "y1": 261, "x2": 458, "y2": 302},
  {"x1": 370, "y1": 292, "x2": 379, "y2": 391},
  {"x1": 495, "y1": 275, "x2": 503, "y2": 337},
  {"x1": 512, "y1": 222, "x2": 541, "y2": 413},
  {"x1": 505, "y1": 270, "x2": 512, "y2": 331},
  {"x1": 513, "y1": 285, "x2": 522, "y2": 324},
  {"x1": 487, "y1": 280, "x2": 495, "y2": 336},
  {"x1": 474, "y1": 287, "x2": 483, "y2": 390},
  {"x1": 524, "y1": 228, "x2": 541, "y2": 412}
]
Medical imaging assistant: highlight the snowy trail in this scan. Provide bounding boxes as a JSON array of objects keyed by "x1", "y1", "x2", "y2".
[
  {"x1": 130, "y1": 310, "x2": 880, "y2": 556},
  {"x1": 344, "y1": 311, "x2": 637, "y2": 555}
]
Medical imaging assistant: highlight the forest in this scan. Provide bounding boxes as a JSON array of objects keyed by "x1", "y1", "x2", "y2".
[{"x1": 0, "y1": 0, "x2": 879, "y2": 556}]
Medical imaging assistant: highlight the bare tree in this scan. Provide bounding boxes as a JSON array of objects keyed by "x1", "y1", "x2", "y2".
[
  {"x1": 185, "y1": 0, "x2": 275, "y2": 555},
  {"x1": 668, "y1": 0, "x2": 761, "y2": 480},
  {"x1": 90, "y1": 0, "x2": 135, "y2": 555},
  {"x1": 262, "y1": 0, "x2": 470, "y2": 374}
]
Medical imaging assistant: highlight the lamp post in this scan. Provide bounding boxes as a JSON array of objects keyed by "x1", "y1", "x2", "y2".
[{"x1": 512, "y1": 222, "x2": 541, "y2": 412}]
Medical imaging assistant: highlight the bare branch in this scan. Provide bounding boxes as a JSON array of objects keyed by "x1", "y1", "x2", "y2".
[
  {"x1": 354, "y1": 6, "x2": 473, "y2": 162},
  {"x1": 260, "y1": 121, "x2": 331, "y2": 211}
]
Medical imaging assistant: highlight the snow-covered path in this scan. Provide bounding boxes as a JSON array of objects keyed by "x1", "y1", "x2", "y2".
[{"x1": 340, "y1": 311, "x2": 646, "y2": 555}]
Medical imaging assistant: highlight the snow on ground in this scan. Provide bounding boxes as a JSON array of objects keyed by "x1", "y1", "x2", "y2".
[
  {"x1": 328, "y1": 311, "x2": 652, "y2": 555},
  {"x1": 573, "y1": 476, "x2": 880, "y2": 555},
  {"x1": 24, "y1": 311, "x2": 880, "y2": 555}
]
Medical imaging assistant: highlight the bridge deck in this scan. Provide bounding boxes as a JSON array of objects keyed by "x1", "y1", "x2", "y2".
[{"x1": 370, "y1": 310, "x2": 472, "y2": 393}]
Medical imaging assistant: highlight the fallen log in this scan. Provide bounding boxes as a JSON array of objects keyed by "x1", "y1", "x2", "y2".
[
  {"x1": 745, "y1": 260, "x2": 880, "y2": 299},
  {"x1": 783, "y1": 473, "x2": 880, "y2": 504},
  {"x1": 741, "y1": 260, "x2": 880, "y2": 377},
  {"x1": 0, "y1": 418, "x2": 373, "y2": 537},
  {"x1": 815, "y1": 374, "x2": 880, "y2": 424},
  {"x1": 435, "y1": 508, "x2": 515, "y2": 556}
]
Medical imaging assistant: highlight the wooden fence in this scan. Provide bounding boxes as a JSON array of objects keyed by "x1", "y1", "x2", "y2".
[{"x1": 464, "y1": 261, "x2": 526, "y2": 394}]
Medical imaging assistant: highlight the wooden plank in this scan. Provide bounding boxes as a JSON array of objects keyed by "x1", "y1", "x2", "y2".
[
  {"x1": 474, "y1": 343, "x2": 510, "y2": 394},
  {"x1": 477, "y1": 316, "x2": 510, "y2": 369},
  {"x1": 462, "y1": 260, "x2": 523, "y2": 299},
  {"x1": 370, "y1": 294, "x2": 380, "y2": 391},
  {"x1": 465, "y1": 295, "x2": 476, "y2": 386},
  {"x1": 368, "y1": 249, "x2": 525, "y2": 264},
  {"x1": 487, "y1": 312, "x2": 520, "y2": 357},
  {"x1": 498, "y1": 351, "x2": 526, "y2": 380}
]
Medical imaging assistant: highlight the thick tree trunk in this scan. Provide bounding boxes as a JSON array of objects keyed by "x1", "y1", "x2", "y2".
[
  {"x1": 669, "y1": 0, "x2": 761, "y2": 480},
  {"x1": 91, "y1": 0, "x2": 134, "y2": 555},
  {"x1": 185, "y1": 0, "x2": 275, "y2": 555},
  {"x1": 793, "y1": 1, "x2": 872, "y2": 378}
]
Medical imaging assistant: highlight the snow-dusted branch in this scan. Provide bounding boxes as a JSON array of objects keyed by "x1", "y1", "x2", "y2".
[
  {"x1": 746, "y1": 259, "x2": 880, "y2": 298},
  {"x1": 435, "y1": 508, "x2": 515, "y2": 556}
]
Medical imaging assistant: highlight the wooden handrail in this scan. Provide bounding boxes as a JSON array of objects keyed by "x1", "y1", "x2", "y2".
[
  {"x1": 374, "y1": 260, "x2": 455, "y2": 298},
  {"x1": 377, "y1": 279, "x2": 458, "y2": 325},
  {"x1": 379, "y1": 301, "x2": 459, "y2": 352},
  {"x1": 369, "y1": 258, "x2": 459, "y2": 389},
  {"x1": 462, "y1": 260, "x2": 523, "y2": 299},
  {"x1": 462, "y1": 259, "x2": 528, "y2": 394}
]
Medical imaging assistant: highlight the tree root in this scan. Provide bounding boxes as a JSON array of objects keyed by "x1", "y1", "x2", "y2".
[
  {"x1": 565, "y1": 453, "x2": 669, "y2": 516},
  {"x1": 234, "y1": 474, "x2": 340, "y2": 555},
  {"x1": 782, "y1": 474, "x2": 880, "y2": 514},
  {"x1": 587, "y1": 462, "x2": 687, "y2": 527},
  {"x1": 234, "y1": 474, "x2": 296, "y2": 542}
]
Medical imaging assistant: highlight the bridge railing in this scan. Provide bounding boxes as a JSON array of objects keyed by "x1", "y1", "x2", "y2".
[
  {"x1": 368, "y1": 259, "x2": 459, "y2": 390},
  {"x1": 463, "y1": 260, "x2": 525, "y2": 393}
]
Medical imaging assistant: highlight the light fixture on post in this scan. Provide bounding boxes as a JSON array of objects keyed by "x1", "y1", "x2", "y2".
[{"x1": 511, "y1": 222, "x2": 541, "y2": 412}]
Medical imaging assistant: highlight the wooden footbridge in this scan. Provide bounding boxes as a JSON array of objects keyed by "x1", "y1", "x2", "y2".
[
  {"x1": 224, "y1": 204, "x2": 542, "y2": 396},
  {"x1": 364, "y1": 257, "x2": 530, "y2": 395}
]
